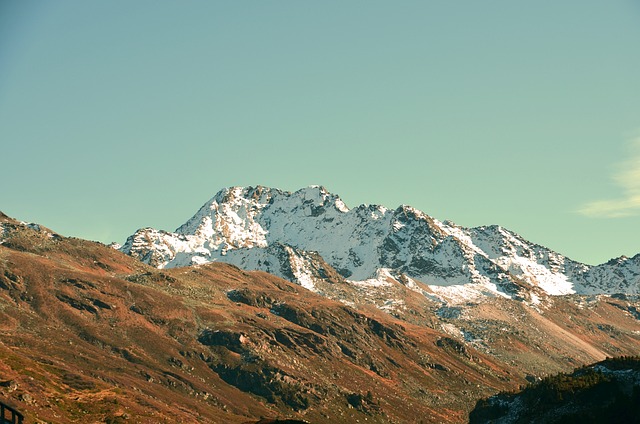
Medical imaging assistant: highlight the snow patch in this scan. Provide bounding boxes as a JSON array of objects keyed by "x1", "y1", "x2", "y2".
[
  {"x1": 334, "y1": 198, "x2": 350, "y2": 213},
  {"x1": 191, "y1": 256, "x2": 209, "y2": 265},
  {"x1": 349, "y1": 268, "x2": 395, "y2": 288},
  {"x1": 285, "y1": 246, "x2": 315, "y2": 291},
  {"x1": 428, "y1": 281, "x2": 511, "y2": 305},
  {"x1": 379, "y1": 298, "x2": 406, "y2": 313},
  {"x1": 494, "y1": 255, "x2": 575, "y2": 295},
  {"x1": 529, "y1": 292, "x2": 541, "y2": 305},
  {"x1": 441, "y1": 323, "x2": 463, "y2": 338}
]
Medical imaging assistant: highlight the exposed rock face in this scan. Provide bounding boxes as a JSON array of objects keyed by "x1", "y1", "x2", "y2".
[{"x1": 121, "y1": 186, "x2": 639, "y2": 306}]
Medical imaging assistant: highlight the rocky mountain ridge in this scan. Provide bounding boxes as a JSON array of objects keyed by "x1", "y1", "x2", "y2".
[
  {"x1": 121, "y1": 186, "x2": 639, "y2": 307},
  {"x1": 2, "y1": 209, "x2": 640, "y2": 422},
  {"x1": 0, "y1": 211, "x2": 525, "y2": 423}
]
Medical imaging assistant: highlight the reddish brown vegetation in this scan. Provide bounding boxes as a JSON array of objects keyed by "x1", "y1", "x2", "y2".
[{"x1": 0, "y1": 214, "x2": 638, "y2": 423}]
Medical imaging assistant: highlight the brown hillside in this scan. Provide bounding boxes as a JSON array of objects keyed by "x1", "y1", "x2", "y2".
[
  {"x1": 0, "y1": 214, "x2": 519, "y2": 423},
  {"x1": 1, "y1": 213, "x2": 639, "y2": 423}
]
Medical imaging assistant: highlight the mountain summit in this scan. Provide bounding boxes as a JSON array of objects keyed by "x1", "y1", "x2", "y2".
[{"x1": 121, "y1": 186, "x2": 639, "y2": 304}]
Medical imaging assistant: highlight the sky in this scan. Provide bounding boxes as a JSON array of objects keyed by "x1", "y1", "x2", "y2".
[{"x1": 1, "y1": 1, "x2": 639, "y2": 265}]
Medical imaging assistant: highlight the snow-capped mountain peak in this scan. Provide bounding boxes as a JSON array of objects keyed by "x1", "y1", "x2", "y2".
[{"x1": 121, "y1": 186, "x2": 639, "y2": 305}]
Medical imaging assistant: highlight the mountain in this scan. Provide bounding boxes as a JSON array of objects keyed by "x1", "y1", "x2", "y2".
[
  {"x1": 0, "y1": 211, "x2": 520, "y2": 423},
  {"x1": 2, "y1": 205, "x2": 640, "y2": 422},
  {"x1": 121, "y1": 186, "x2": 639, "y2": 306}
]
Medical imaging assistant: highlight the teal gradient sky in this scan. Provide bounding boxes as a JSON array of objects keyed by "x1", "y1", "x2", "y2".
[{"x1": 2, "y1": 1, "x2": 640, "y2": 265}]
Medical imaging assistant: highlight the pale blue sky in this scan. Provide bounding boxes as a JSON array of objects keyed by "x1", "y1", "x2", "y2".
[{"x1": 1, "y1": 1, "x2": 639, "y2": 264}]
